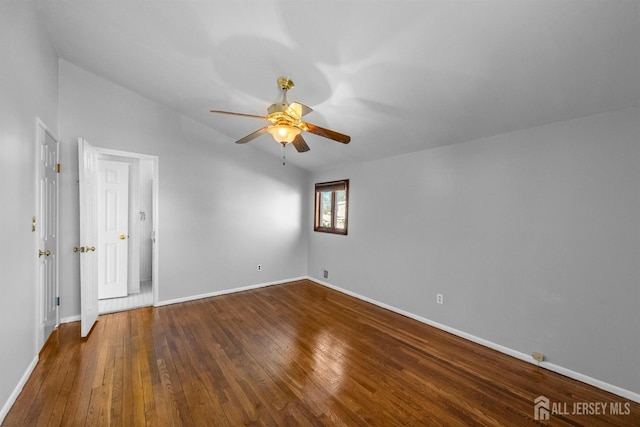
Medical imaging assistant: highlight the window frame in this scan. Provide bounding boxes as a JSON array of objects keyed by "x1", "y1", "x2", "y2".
[{"x1": 314, "y1": 179, "x2": 349, "y2": 235}]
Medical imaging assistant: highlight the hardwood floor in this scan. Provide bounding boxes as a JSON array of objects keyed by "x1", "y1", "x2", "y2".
[{"x1": 3, "y1": 280, "x2": 638, "y2": 426}]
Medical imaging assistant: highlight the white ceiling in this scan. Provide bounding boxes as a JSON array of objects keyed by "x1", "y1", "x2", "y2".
[{"x1": 36, "y1": 0, "x2": 640, "y2": 171}]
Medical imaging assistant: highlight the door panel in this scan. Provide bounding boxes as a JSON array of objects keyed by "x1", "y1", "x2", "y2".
[
  {"x1": 78, "y1": 138, "x2": 99, "y2": 337},
  {"x1": 97, "y1": 159, "x2": 129, "y2": 299},
  {"x1": 38, "y1": 125, "x2": 58, "y2": 343}
]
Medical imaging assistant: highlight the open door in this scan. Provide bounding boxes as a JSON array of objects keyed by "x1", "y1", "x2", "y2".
[
  {"x1": 78, "y1": 138, "x2": 99, "y2": 337},
  {"x1": 36, "y1": 120, "x2": 59, "y2": 347}
]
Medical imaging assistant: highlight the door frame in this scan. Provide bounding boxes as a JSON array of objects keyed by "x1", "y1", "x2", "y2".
[
  {"x1": 35, "y1": 118, "x2": 59, "y2": 351},
  {"x1": 92, "y1": 146, "x2": 159, "y2": 308}
]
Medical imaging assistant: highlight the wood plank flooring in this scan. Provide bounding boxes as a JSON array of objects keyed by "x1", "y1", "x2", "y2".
[{"x1": 3, "y1": 280, "x2": 639, "y2": 426}]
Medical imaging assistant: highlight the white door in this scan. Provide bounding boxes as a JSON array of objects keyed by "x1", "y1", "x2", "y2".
[
  {"x1": 78, "y1": 138, "x2": 99, "y2": 337},
  {"x1": 97, "y1": 159, "x2": 129, "y2": 299},
  {"x1": 37, "y1": 124, "x2": 59, "y2": 343}
]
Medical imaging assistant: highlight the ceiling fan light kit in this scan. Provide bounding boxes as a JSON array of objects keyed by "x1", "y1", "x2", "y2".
[
  {"x1": 210, "y1": 76, "x2": 350, "y2": 165},
  {"x1": 267, "y1": 125, "x2": 301, "y2": 144}
]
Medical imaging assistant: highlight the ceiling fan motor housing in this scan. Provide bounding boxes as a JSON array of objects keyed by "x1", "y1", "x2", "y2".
[{"x1": 268, "y1": 103, "x2": 289, "y2": 115}]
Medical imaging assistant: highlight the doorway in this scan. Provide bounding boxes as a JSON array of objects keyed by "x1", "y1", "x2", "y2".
[
  {"x1": 79, "y1": 138, "x2": 159, "y2": 336},
  {"x1": 95, "y1": 151, "x2": 157, "y2": 314}
]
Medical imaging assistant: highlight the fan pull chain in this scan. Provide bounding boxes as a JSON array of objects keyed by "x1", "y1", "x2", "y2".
[{"x1": 281, "y1": 143, "x2": 286, "y2": 166}]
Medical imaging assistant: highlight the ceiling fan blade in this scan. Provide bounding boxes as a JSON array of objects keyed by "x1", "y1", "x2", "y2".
[
  {"x1": 236, "y1": 127, "x2": 268, "y2": 144},
  {"x1": 304, "y1": 122, "x2": 351, "y2": 144},
  {"x1": 288, "y1": 102, "x2": 313, "y2": 118},
  {"x1": 291, "y1": 134, "x2": 310, "y2": 153},
  {"x1": 210, "y1": 110, "x2": 268, "y2": 120}
]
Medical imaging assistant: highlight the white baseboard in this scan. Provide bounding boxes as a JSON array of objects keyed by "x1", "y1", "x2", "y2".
[
  {"x1": 60, "y1": 314, "x2": 81, "y2": 324},
  {"x1": 307, "y1": 277, "x2": 640, "y2": 404},
  {"x1": 155, "y1": 276, "x2": 308, "y2": 307},
  {"x1": 0, "y1": 356, "x2": 39, "y2": 424}
]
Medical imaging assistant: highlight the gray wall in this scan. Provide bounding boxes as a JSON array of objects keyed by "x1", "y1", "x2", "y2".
[
  {"x1": 0, "y1": 0, "x2": 60, "y2": 413},
  {"x1": 308, "y1": 106, "x2": 640, "y2": 395},
  {"x1": 58, "y1": 60, "x2": 310, "y2": 315}
]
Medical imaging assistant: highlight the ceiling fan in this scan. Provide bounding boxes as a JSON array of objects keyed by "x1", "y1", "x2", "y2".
[{"x1": 210, "y1": 77, "x2": 350, "y2": 162}]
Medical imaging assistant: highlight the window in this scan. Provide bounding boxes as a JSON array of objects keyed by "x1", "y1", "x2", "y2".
[{"x1": 314, "y1": 179, "x2": 349, "y2": 235}]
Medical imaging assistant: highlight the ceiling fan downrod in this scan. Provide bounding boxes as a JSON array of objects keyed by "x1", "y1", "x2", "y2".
[{"x1": 277, "y1": 76, "x2": 294, "y2": 104}]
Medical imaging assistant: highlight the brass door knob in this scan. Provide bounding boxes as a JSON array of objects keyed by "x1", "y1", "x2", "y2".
[
  {"x1": 119, "y1": 234, "x2": 126, "y2": 240},
  {"x1": 73, "y1": 246, "x2": 85, "y2": 253},
  {"x1": 86, "y1": 246, "x2": 96, "y2": 252},
  {"x1": 39, "y1": 250, "x2": 51, "y2": 257}
]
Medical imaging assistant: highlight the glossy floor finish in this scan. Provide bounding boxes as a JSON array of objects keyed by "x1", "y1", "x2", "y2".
[{"x1": 4, "y1": 280, "x2": 639, "y2": 426}]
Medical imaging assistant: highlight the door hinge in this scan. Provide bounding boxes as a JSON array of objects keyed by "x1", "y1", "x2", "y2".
[
  {"x1": 56, "y1": 163, "x2": 61, "y2": 173},
  {"x1": 56, "y1": 297, "x2": 60, "y2": 306}
]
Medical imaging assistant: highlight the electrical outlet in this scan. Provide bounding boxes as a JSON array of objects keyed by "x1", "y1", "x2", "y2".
[
  {"x1": 323, "y1": 269, "x2": 329, "y2": 279},
  {"x1": 532, "y1": 352, "x2": 545, "y2": 363},
  {"x1": 257, "y1": 264, "x2": 262, "y2": 271},
  {"x1": 436, "y1": 293, "x2": 443, "y2": 304}
]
